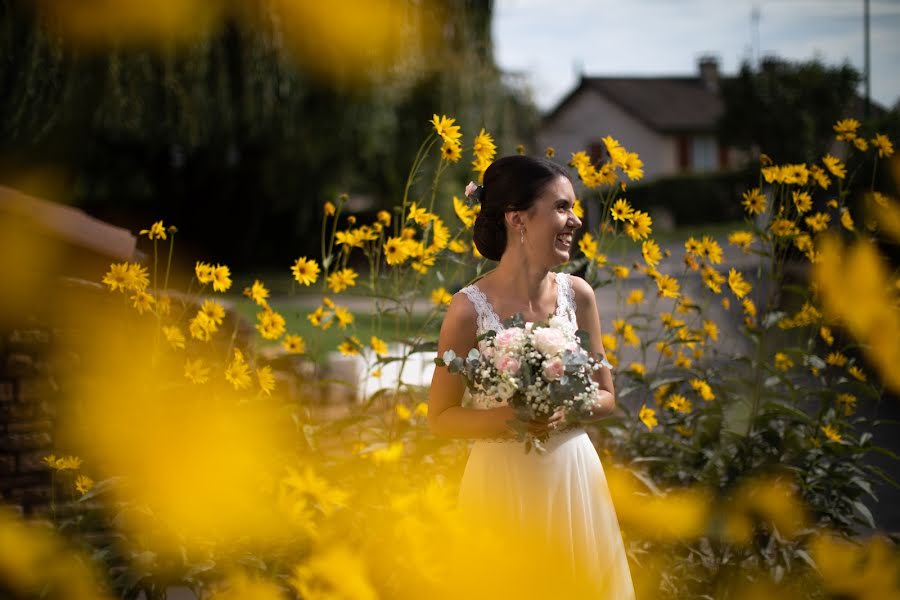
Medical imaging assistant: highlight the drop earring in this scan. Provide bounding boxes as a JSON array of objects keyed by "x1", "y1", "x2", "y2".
[{"x1": 520, "y1": 228, "x2": 525, "y2": 244}]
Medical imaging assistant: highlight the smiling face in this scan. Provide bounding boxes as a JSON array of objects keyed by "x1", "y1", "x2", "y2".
[{"x1": 509, "y1": 175, "x2": 582, "y2": 266}]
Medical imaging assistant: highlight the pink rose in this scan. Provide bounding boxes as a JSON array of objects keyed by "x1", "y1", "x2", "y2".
[
  {"x1": 479, "y1": 340, "x2": 495, "y2": 359},
  {"x1": 495, "y1": 327, "x2": 525, "y2": 350},
  {"x1": 542, "y1": 357, "x2": 565, "y2": 380},
  {"x1": 495, "y1": 354, "x2": 521, "y2": 375},
  {"x1": 465, "y1": 181, "x2": 479, "y2": 199},
  {"x1": 533, "y1": 327, "x2": 567, "y2": 356}
]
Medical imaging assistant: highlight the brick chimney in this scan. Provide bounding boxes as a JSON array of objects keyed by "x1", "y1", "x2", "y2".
[{"x1": 698, "y1": 55, "x2": 720, "y2": 93}]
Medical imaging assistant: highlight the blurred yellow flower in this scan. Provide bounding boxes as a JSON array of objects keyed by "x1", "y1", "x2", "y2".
[
  {"x1": 833, "y1": 118, "x2": 860, "y2": 141},
  {"x1": 727, "y1": 269, "x2": 752, "y2": 299},
  {"x1": 656, "y1": 274, "x2": 680, "y2": 299},
  {"x1": 674, "y1": 350, "x2": 692, "y2": 369},
  {"x1": 395, "y1": 403, "x2": 412, "y2": 420},
  {"x1": 225, "y1": 349, "x2": 252, "y2": 390},
  {"x1": 189, "y1": 312, "x2": 215, "y2": 341},
  {"x1": 699, "y1": 236, "x2": 723, "y2": 264},
  {"x1": 689, "y1": 379, "x2": 715, "y2": 401},
  {"x1": 74, "y1": 474, "x2": 93, "y2": 495},
  {"x1": 430, "y1": 114, "x2": 461, "y2": 145},
  {"x1": 805, "y1": 212, "x2": 831, "y2": 232},
  {"x1": 42, "y1": 454, "x2": 82, "y2": 471},
  {"x1": 727, "y1": 231, "x2": 753, "y2": 252},
  {"x1": 201, "y1": 299, "x2": 226, "y2": 325},
  {"x1": 761, "y1": 165, "x2": 783, "y2": 183},
  {"x1": 601, "y1": 333, "x2": 617, "y2": 352},
  {"x1": 836, "y1": 393, "x2": 857, "y2": 416},
  {"x1": 822, "y1": 154, "x2": 846, "y2": 179},
  {"x1": 641, "y1": 239, "x2": 662, "y2": 267},
  {"x1": 333, "y1": 306, "x2": 354, "y2": 329},
  {"x1": 628, "y1": 362, "x2": 646, "y2": 377},
  {"x1": 810, "y1": 164, "x2": 832, "y2": 189},
  {"x1": 139, "y1": 220, "x2": 167, "y2": 240},
  {"x1": 626, "y1": 289, "x2": 644, "y2": 305},
  {"x1": 370, "y1": 336, "x2": 388, "y2": 356},
  {"x1": 257, "y1": 366, "x2": 275, "y2": 396},
  {"x1": 472, "y1": 128, "x2": 497, "y2": 162},
  {"x1": 243, "y1": 280, "x2": 270, "y2": 307},
  {"x1": 742, "y1": 297, "x2": 757, "y2": 317},
  {"x1": 741, "y1": 188, "x2": 767, "y2": 215},
  {"x1": 326, "y1": 268, "x2": 358, "y2": 293},
  {"x1": 289, "y1": 546, "x2": 377, "y2": 600},
  {"x1": 703, "y1": 320, "x2": 719, "y2": 341},
  {"x1": 847, "y1": 365, "x2": 866, "y2": 381},
  {"x1": 431, "y1": 287, "x2": 452, "y2": 306},
  {"x1": 840, "y1": 208, "x2": 855, "y2": 231},
  {"x1": 292, "y1": 257, "x2": 320, "y2": 286},
  {"x1": 826, "y1": 352, "x2": 847, "y2": 367},
  {"x1": 770, "y1": 218, "x2": 799, "y2": 237},
  {"x1": 572, "y1": 198, "x2": 584, "y2": 219},
  {"x1": 820, "y1": 326, "x2": 834, "y2": 346},
  {"x1": 569, "y1": 151, "x2": 591, "y2": 169},
  {"x1": 701, "y1": 264, "x2": 725, "y2": 293},
  {"x1": 371, "y1": 441, "x2": 403, "y2": 463},
  {"x1": 624, "y1": 210, "x2": 652, "y2": 240},
  {"x1": 162, "y1": 325, "x2": 185, "y2": 350},
  {"x1": 853, "y1": 137, "x2": 869, "y2": 151},
  {"x1": 440, "y1": 140, "x2": 462, "y2": 163},
  {"x1": 579, "y1": 232, "x2": 598, "y2": 261},
  {"x1": 782, "y1": 163, "x2": 809, "y2": 185},
  {"x1": 130, "y1": 290, "x2": 155, "y2": 314},
  {"x1": 184, "y1": 358, "x2": 210, "y2": 384},
  {"x1": 792, "y1": 190, "x2": 812, "y2": 214},
  {"x1": 414, "y1": 402, "x2": 428, "y2": 417},
  {"x1": 256, "y1": 309, "x2": 286, "y2": 340},
  {"x1": 384, "y1": 236, "x2": 412, "y2": 266},
  {"x1": 872, "y1": 133, "x2": 894, "y2": 158},
  {"x1": 211, "y1": 264, "x2": 232, "y2": 292},
  {"x1": 820, "y1": 424, "x2": 842, "y2": 443},
  {"x1": 282, "y1": 334, "x2": 306, "y2": 354},
  {"x1": 774, "y1": 352, "x2": 793, "y2": 371},
  {"x1": 544, "y1": 146, "x2": 555, "y2": 158},
  {"x1": 639, "y1": 405, "x2": 657, "y2": 430},
  {"x1": 472, "y1": 155, "x2": 492, "y2": 182},
  {"x1": 623, "y1": 152, "x2": 644, "y2": 181},
  {"x1": 102, "y1": 262, "x2": 130, "y2": 292},
  {"x1": 195, "y1": 261, "x2": 214, "y2": 284},
  {"x1": 324, "y1": 201, "x2": 336, "y2": 217},
  {"x1": 666, "y1": 394, "x2": 692, "y2": 413},
  {"x1": 452, "y1": 196, "x2": 477, "y2": 229},
  {"x1": 338, "y1": 336, "x2": 361, "y2": 356},
  {"x1": 377, "y1": 210, "x2": 391, "y2": 226}
]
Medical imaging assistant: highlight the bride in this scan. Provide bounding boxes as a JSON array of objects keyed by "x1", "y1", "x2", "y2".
[{"x1": 428, "y1": 155, "x2": 635, "y2": 598}]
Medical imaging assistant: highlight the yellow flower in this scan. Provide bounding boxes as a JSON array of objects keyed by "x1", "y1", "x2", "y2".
[
  {"x1": 782, "y1": 163, "x2": 809, "y2": 185},
  {"x1": 836, "y1": 393, "x2": 857, "y2": 417},
  {"x1": 872, "y1": 133, "x2": 894, "y2": 158},
  {"x1": 292, "y1": 257, "x2": 320, "y2": 286},
  {"x1": 840, "y1": 209, "x2": 854, "y2": 231},
  {"x1": 833, "y1": 118, "x2": 860, "y2": 141},
  {"x1": 326, "y1": 268, "x2": 358, "y2": 293},
  {"x1": 257, "y1": 366, "x2": 275, "y2": 396},
  {"x1": 430, "y1": 114, "x2": 461, "y2": 145},
  {"x1": 377, "y1": 210, "x2": 391, "y2": 226},
  {"x1": 472, "y1": 155, "x2": 492, "y2": 182},
  {"x1": 189, "y1": 312, "x2": 215, "y2": 341},
  {"x1": 225, "y1": 349, "x2": 252, "y2": 390},
  {"x1": 703, "y1": 319, "x2": 719, "y2": 341},
  {"x1": 431, "y1": 287, "x2": 452, "y2": 306},
  {"x1": 761, "y1": 165, "x2": 783, "y2": 183},
  {"x1": 289, "y1": 546, "x2": 377, "y2": 600},
  {"x1": 656, "y1": 274, "x2": 680, "y2": 299},
  {"x1": 428, "y1": 218, "x2": 450, "y2": 252},
  {"x1": 544, "y1": 146, "x2": 556, "y2": 158},
  {"x1": 804, "y1": 212, "x2": 831, "y2": 233},
  {"x1": 201, "y1": 299, "x2": 226, "y2": 325},
  {"x1": 639, "y1": 405, "x2": 657, "y2": 430},
  {"x1": 690, "y1": 379, "x2": 715, "y2": 401},
  {"x1": 472, "y1": 128, "x2": 497, "y2": 162},
  {"x1": 75, "y1": 474, "x2": 93, "y2": 495},
  {"x1": 853, "y1": 137, "x2": 869, "y2": 152},
  {"x1": 162, "y1": 325, "x2": 186, "y2": 350},
  {"x1": 701, "y1": 264, "x2": 725, "y2": 294},
  {"x1": 623, "y1": 152, "x2": 644, "y2": 181},
  {"x1": 793, "y1": 191, "x2": 812, "y2": 214},
  {"x1": 770, "y1": 218, "x2": 799, "y2": 237},
  {"x1": 626, "y1": 289, "x2": 644, "y2": 305},
  {"x1": 822, "y1": 154, "x2": 846, "y2": 179},
  {"x1": 820, "y1": 326, "x2": 834, "y2": 346},
  {"x1": 847, "y1": 365, "x2": 866, "y2": 381},
  {"x1": 774, "y1": 352, "x2": 793, "y2": 371},
  {"x1": 338, "y1": 337, "x2": 361, "y2": 356},
  {"x1": 642, "y1": 239, "x2": 662, "y2": 267},
  {"x1": 448, "y1": 239, "x2": 468, "y2": 253},
  {"x1": 324, "y1": 201, "x2": 336, "y2": 217},
  {"x1": 572, "y1": 198, "x2": 584, "y2": 219},
  {"x1": 741, "y1": 188, "x2": 767, "y2": 215},
  {"x1": 211, "y1": 264, "x2": 232, "y2": 293},
  {"x1": 579, "y1": 231, "x2": 598, "y2": 261},
  {"x1": 601, "y1": 333, "x2": 618, "y2": 352},
  {"x1": 612, "y1": 265, "x2": 630, "y2": 279},
  {"x1": 610, "y1": 199, "x2": 634, "y2": 222},
  {"x1": 721, "y1": 297, "x2": 731, "y2": 310},
  {"x1": 370, "y1": 336, "x2": 388, "y2": 356},
  {"x1": 333, "y1": 306, "x2": 354, "y2": 329},
  {"x1": 742, "y1": 297, "x2": 757, "y2": 317},
  {"x1": 195, "y1": 261, "x2": 214, "y2": 284},
  {"x1": 810, "y1": 164, "x2": 832, "y2": 190},
  {"x1": 102, "y1": 262, "x2": 130, "y2": 292},
  {"x1": 624, "y1": 210, "x2": 652, "y2": 240},
  {"x1": 282, "y1": 334, "x2": 306, "y2": 354},
  {"x1": 184, "y1": 358, "x2": 210, "y2": 384},
  {"x1": 130, "y1": 290, "x2": 155, "y2": 314},
  {"x1": 335, "y1": 229, "x2": 364, "y2": 249},
  {"x1": 674, "y1": 351, "x2": 692, "y2": 369},
  {"x1": 383, "y1": 236, "x2": 412, "y2": 266},
  {"x1": 603, "y1": 135, "x2": 627, "y2": 167},
  {"x1": 395, "y1": 404, "x2": 412, "y2": 421},
  {"x1": 415, "y1": 402, "x2": 428, "y2": 417},
  {"x1": 139, "y1": 220, "x2": 167, "y2": 240},
  {"x1": 826, "y1": 352, "x2": 847, "y2": 367},
  {"x1": 452, "y1": 196, "x2": 477, "y2": 229},
  {"x1": 440, "y1": 140, "x2": 462, "y2": 163},
  {"x1": 699, "y1": 236, "x2": 723, "y2": 264},
  {"x1": 256, "y1": 309, "x2": 287, "y2": 340},
  {"x1": 124, "y1": 263, "x2": 150, "y2": 291},
  {"x1": 727, "y1": 269, "x2": 752, "y2": 299},
  {"x1": 820, "y1": 424, "x2": 842, "y2": 443},
  {"x1": 666, "y1": 394, "x2": 692, "y2": 413},
  {"x1": 569, "y1": 150, "x2": 591, "y2": 169},
  {"x1": 628, "y1": 362, "x2": 646, "y2": 377},
  {"x1": 243, "y1": 280, "x2": 270, "y2": 307},
  {"x1": 727, "y1": 231, "x2": 753, "y2": 252}
]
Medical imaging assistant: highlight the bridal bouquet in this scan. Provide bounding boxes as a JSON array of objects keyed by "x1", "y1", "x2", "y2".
[{"x1": 435, "y1": 313, "x2": 609, "y2": 453}]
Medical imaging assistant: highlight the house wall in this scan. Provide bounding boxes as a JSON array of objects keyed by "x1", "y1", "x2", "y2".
[{"x1": 537, "y1": 89, "x2": 678, "y2": 181}]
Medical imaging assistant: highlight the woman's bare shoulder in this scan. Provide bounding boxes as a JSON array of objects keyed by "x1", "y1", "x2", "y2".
[{"x1": 567, "y1": 274, "x2": 598, "y2": 308}]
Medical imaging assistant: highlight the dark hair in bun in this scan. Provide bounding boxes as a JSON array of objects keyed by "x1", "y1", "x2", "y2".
[{"x1": 472, "y1": 155, "x2": 571, "y2": 261}]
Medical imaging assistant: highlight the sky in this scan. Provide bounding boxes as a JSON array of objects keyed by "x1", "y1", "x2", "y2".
[{"x1": 493, "y1": 0, "x2": 900, "y2": 112}]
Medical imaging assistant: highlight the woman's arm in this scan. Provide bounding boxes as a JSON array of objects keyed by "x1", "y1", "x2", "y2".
[
  {"x1": 428, "y1": 293, "x2": 516, "y2": 439},
  {"x1": 571, "y1": 276, "x2": 617, "y2": 421}
]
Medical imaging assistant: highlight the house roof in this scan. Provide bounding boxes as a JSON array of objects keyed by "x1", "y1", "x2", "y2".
[{"x1": 543, "y1": 76, "x2": 725, "y2": 134}]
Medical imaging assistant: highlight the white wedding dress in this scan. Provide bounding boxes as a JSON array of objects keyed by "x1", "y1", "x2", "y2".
[{"x1": 456, "y1": 273, "x2": 635, "y2": 599}]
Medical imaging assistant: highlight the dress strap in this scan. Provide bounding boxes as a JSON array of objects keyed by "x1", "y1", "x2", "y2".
[
  {"x1": 554, "y1": 272, "x2": 578, "y2": 332},
  {"x1": 459, "y1": 285, "x2": 503, "y2": 334}
]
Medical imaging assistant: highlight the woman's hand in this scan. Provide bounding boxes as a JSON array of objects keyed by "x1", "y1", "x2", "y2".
[{"x1": 524, "y1": 407, "x2": 567, "y2": 437}]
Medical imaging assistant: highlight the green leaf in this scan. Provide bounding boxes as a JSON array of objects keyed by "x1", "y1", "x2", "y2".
[
  {"x1": 723, "y1": 398, "x2": 752, "y2": 436},
  {"x1": 850, "y1": 476, "x2": 878, "y2": 501},
  {"x1": 852, "y1": 500, "x2": 876, "y2": 529}
]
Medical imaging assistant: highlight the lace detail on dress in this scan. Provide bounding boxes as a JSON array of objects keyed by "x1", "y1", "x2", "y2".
[
  {"x1": 553, "y1": 272, "x2": 578, "y2": 337},
  {"x1": 459, "y1": 284, "x2": 503, "y2": 336}
]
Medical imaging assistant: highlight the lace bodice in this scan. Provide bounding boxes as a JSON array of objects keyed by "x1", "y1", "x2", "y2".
[{"x1": 458, "y1": 272, "x2": 578, "y2": 411}]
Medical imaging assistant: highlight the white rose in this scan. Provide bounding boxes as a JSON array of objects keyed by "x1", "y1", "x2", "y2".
[
  {"x1": 496, "y1": 380, "x2": 516, "y2": 400},
  {"x1": 532, "y1": 326, "x2": 568, "y2": 356}
]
